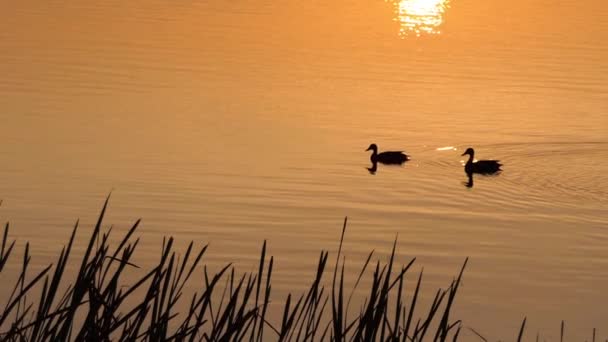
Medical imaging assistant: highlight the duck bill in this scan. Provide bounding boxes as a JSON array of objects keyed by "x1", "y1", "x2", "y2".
[
  {"x1": 365, "y1": 148, "x2": 371, "y2": 151},
  {"x1": 461, "y1": 152, "x2": 466, "y2": 156}
]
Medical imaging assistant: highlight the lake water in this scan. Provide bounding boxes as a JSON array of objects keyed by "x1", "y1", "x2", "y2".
[{"x1": 1, "y1": 0, "x2": 607, "y2": 339}]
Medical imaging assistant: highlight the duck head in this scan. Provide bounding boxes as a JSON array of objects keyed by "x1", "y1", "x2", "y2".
[
  {"x1": 366, "y1": 144, "x2": 378, "y2": 153},
  {"x1": 461, "y1": 147, "x2": 475, "y2": 157}
]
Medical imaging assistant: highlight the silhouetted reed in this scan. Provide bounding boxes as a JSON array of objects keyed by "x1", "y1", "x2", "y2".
[{"x1": 0, "y1": 197, "x2": 588, "y2": 341}]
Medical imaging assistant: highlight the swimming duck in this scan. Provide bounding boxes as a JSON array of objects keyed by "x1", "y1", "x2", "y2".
[
  {"x1": 461, "y1": 147, "x2": 502, "y2": 174},
  {"x1": 366, "y1": 144, "x2": 409, "y2": 164}
]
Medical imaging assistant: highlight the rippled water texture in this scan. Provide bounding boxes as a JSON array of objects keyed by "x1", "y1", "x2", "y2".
[{"x1": 1, "y1": 0, "x2": 607, "y2": 339}]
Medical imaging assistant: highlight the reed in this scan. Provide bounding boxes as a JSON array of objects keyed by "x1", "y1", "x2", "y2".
[{"x1": 0, "y1": 197, "x2": 585, "y2": 341}]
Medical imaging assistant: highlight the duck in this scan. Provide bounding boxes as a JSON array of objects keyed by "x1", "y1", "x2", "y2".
[
  {"x1": 366, "y1": 143, "x2": 409, "y2": 164},
  {"x1": 461, "y1": 147, "x2": 502, "y2": 174}
]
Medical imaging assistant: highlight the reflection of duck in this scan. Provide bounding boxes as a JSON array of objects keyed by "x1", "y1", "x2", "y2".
[
  {"x1": 366, "y1": 144, "x2": 409, "y2": 164},
  {"x1": 367, "y1": 161, "x2": 378, "y2": 175},
  {"x1": 461, "y1": 147, "x2": 502, "y2": 174},
  {"x1": 464, "y1": 172, "x2": 474, "y2": 188}
]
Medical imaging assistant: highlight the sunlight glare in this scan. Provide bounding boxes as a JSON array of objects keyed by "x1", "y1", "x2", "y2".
[{"x1": 386, "y1": 0, "x2": 450, "y2": 37}]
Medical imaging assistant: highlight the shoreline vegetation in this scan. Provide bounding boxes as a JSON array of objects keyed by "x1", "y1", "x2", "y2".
[{"x1": 0, "y1": 197, "x2": 595, "y2": 341}]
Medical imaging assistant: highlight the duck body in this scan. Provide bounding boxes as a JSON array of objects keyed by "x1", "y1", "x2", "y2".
[
  {"x1": 462, "y1": 147, "x2": 502, "y2": 174},
  {"x1": 465, "y1": 160, "x2": 502, "y2": 174},
  {"x1": 366, "y1": 144, "x2": 409, "y2": 164}
]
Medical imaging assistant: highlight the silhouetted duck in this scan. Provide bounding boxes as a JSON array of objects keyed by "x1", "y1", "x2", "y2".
[
  {"x1": 461, "y1": 147, "x2": 502, "y2": 174},
  {"x1": 366, "y1": 144, "x2": 409, "y2": 164}
]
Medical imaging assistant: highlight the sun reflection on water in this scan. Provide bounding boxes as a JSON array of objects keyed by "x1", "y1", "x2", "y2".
[{"x1": 387, "y1": 0, "x2": 450, "y2": 37}]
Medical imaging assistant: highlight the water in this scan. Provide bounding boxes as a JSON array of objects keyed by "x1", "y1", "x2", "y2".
[{"x1": 1, "y1": 0, "x2": 607, "y2": 338}]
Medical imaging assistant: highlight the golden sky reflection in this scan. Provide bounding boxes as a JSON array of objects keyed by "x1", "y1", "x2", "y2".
[{"x1": 387, "y1": 0, "x2": 450, "y2": 37}]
